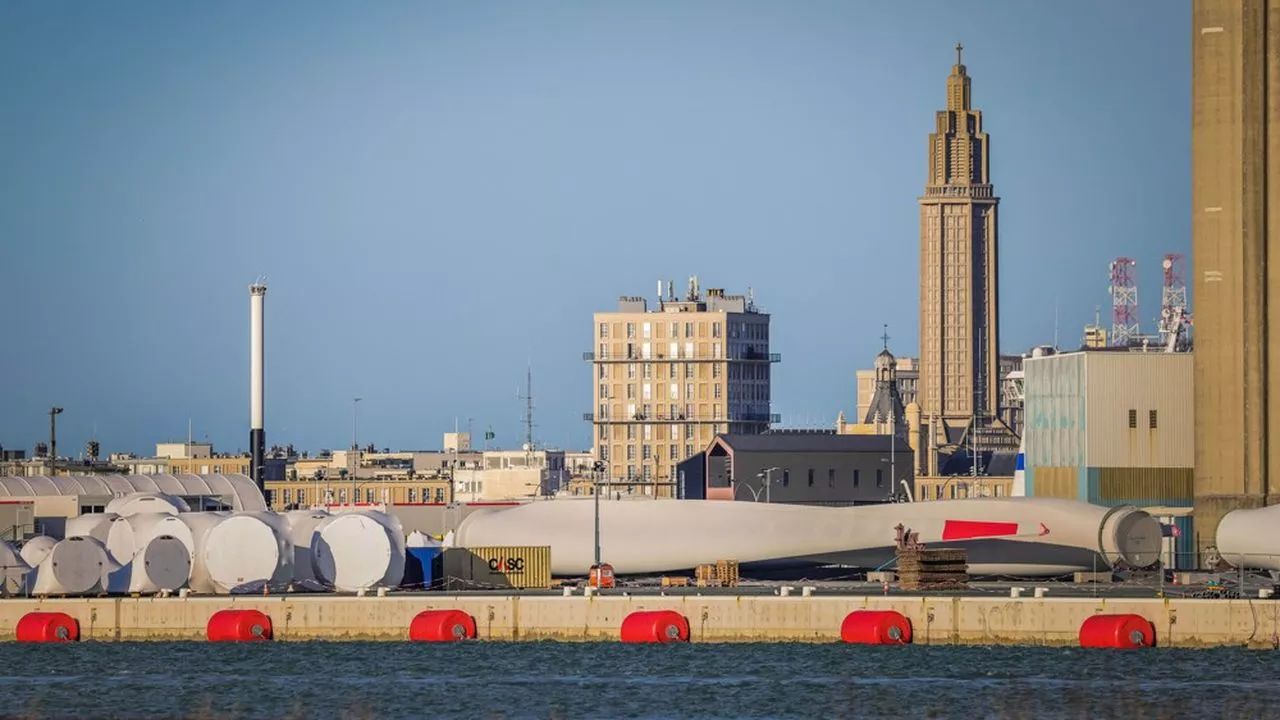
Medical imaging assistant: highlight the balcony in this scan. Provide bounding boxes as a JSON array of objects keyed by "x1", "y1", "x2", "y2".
[
  {"x1": 585, "y1": 349, "x2": 778, "y2": 363},
  {"x1": 731, "y1": 413, "x2": 782, "y2": 423},
  {"x1": 581, "y1": 411, "x2": 780, "y2": 424}
]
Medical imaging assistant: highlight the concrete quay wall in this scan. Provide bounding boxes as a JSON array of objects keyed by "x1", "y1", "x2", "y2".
[{"x1": 0, "y1": 594, "x2": 1276, "y2": 648}]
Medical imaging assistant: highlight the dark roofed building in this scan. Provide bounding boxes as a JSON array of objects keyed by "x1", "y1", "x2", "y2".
[{"x1": 703, "y1": 431, "x2": 914, "y2": 506}]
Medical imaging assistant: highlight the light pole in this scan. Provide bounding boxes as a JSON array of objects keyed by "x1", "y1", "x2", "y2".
[
  {"x1": 48, "y1": 407, "x2": 64, "y2": 464},
  {"x1": 756, "y1": 466, "x2": 780, "y2": 503},
  {"x1": 593, "y1": 477, "x2": 601, "y2": 571},
  {"x1": 890, "y1": 409, "x2": 896, "y2": 498},
  {"x1": 351, "y1": 397, "x2": 362, "y2": 504}
]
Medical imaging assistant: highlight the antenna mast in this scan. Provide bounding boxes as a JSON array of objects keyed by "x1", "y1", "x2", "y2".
[{"x1": 520, "y1": 362, "x2": 536, "y2": 453}]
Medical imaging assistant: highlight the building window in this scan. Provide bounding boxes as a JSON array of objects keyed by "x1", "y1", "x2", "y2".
[
  {"x1": 685, "y1": 444, "x2": 694, "y2": 458},
  {"x1": 599, "y1": 322, "x2": 608, "y2": 338},
  {"x1": 626, "y1": 445, "x2": 636, "y2": 460},
  {"x1": 669, "y1": 445, "x2": 678, "y2": 460},
  {"x1": 807, "y1": 469, "x2": 815, "y2": 486},
  {"x1": 283, "y1": 489, "x2": 292, "y2": 504},
  {"x1": 408, "y1": 488, "x2": 417, "y2": 502},
  {"x1": 876, "y1": 469, "x2": 884, "y2": 488},
  {"x1": 782, "y1": 469, "x2": 790, "y2": 487},
  {"x1": 643, "y1": 444, "x2": 652, "y2": 460},
  {"x1": 1128, "y1": 409, "x2": 1137, "y2": 428},
  {"x1": 853, "y1": 469, "x2": 860, "y2": 487},
  {"x1": 828, "y1": 469, "x2": 835, "y2": 488},
  {"x1": 366, "y1": 488, "x2": 374, "y2": 503},
  {"x1": 1149, "y1": 410, "x2": 1158, "y2": 429},
  {"x1": 626, "y1": 323, "x2": 635, "y2": 339}
]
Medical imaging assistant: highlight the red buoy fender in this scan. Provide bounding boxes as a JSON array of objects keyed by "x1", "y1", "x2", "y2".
[
  {"x1": 1079, "y1": 613, "x2": 1155, "y2": 649},
  {"x1": 16, "y1": 612, "x2": 79, "y2": 643},
  {"x1": 620, "y1": 610, "x2": 689, "y2": 643},
  {"x1": 840, "y1": 610, "x2": 913, "y2": 645},
  {"x1": 409, "y1": 609, "x2": 476, "y2": 642},
  {"x1": 207, "y1": 609, "x2": 273, "y2": 642}
]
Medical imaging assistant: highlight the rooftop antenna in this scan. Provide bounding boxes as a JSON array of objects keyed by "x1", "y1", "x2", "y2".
[
  {"x1": 686, "y1": 276, "x2": 696, "y2": 301},
  {"x1": 657, "y1": 280, "x2": 663, "y2": 304},
  {"x1": 1054, "y1": 297, "x2": 1060, "y2": 350},
  {"x1": 668, "y1": 280, "x2": 675, "y2": 300},
  {"x1": 519, "y1": 361, "x2": 536, "y2": 453},
  {"x1": 747, "y1": 286, "x2": 756, "y2": 310}
]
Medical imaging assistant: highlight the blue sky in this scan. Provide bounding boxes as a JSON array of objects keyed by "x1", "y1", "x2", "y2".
[{"x1": 0, "y1": 1, "x2": 1190, "y2": 457}]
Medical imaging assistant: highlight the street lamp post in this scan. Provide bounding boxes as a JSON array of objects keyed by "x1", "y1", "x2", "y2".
[
  {"x1": 351, "y1": 397, "x2": 362, "y2": 505},
  {"x1": 755, "y1": 466, "x2": 780, "y2": 503},
  {"x1": 593, "y1": 477, "x2": 601, "y2": 570}
]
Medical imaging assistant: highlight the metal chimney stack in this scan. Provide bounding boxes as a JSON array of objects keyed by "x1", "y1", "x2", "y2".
[{"x1": 249, "y1": 282, "x2": 267, "y2": 490}]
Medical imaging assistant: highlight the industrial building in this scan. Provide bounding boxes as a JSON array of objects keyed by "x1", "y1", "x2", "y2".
[
  {"x1": 586, "y1": 278, "x2": 779, "y2": 495},
  {"x1": 1191, "y1": 0, "x2": 1280, "y2": 554},
  {"x1": 1022, "y1": 350, "x2": 1194, "y2": 558},
  {"x1": 265, "y1": 447, "x2": 573, "y2": 509},
  {"x1": 702, "y1": 432, "x2": 914, "y2": 506},
  {"x1": 0, "y1": 474, "x2": 267, "y2": 537}
]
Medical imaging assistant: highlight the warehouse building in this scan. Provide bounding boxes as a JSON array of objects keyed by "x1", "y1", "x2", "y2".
[
  {"x1": 0, "y1": 474, "x2": 267, "y2": 538},
  {"x1": 703, "y1": 432, "x2": 914, "y2": 505},
  {"x1": 1022, "y1": 350, "x2": 1195, "y2": 565}
]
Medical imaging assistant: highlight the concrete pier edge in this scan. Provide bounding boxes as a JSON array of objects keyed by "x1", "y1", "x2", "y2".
[{"x1": 0, "y1": 594, "x2": 1273, "y2": 647}]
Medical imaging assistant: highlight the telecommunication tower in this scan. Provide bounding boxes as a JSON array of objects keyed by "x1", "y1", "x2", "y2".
[
  {"x1": 1159, "y1": 253, "x2": 1189, "y2": 349},
  {"x1": 1108, "y1": 257, "x2": 1139, "y2": 347}
]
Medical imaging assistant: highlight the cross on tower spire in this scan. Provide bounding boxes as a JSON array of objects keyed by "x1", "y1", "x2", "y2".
[
  {"x1": 881, "y1": 324, "x2": 890, "y2": 351},
  {"x1": 955, "y1": 42, "x2": 963, "y2": 65}
]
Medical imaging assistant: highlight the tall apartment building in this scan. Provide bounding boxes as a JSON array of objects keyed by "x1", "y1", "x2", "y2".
[
  {"x1": 586, "y1": 278, "x2": 779, "y2": 492},
  {"x1": 1191, "y1": 0, "x2": 1280, "y2": 551}
]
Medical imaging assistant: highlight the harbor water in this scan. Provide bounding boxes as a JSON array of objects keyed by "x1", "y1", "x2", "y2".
[{"x1": 0, "y1": 642, "x2": 1276, "y2": 719}]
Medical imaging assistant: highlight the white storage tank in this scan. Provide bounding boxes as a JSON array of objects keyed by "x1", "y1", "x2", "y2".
[
  {"x1": 27, "y1": 536, "x2": 110, "y2": 596},
  {"x1": 313, "y1": 509, "x2": 407, "y2": 592},
  {"x1": 1216, "y1": 505, "x2": 1280, "y2": 571},
  {"x1": 283, "y1": 509, "x2": 331, "y2": 589},
  {"x1": 202, "y1": 512, "x2": 293, "y2": 594},
  {"x1": 65, "y1": 513, "x2": 116, "y2": 544},
  {"x1": 105, "y1": 492, "x2": 190, "y2": 517},
  {"x1": 0, "y1": 540, "x2": 30, "y2": 596}
]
